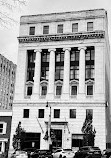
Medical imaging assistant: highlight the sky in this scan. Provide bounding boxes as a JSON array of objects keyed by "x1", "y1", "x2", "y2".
[{"x1": 0, "y1": 0, "x2": 111, "y2": 64}]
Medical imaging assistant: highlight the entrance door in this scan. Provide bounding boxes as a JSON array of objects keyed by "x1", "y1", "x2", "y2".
[{"x1": 52, "y1": 129, "x2": 62, "y2": 149}]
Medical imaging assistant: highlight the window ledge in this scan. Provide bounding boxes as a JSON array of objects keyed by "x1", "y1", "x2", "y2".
[
  {"x1": 86, "y1": 95, "x2": 93, "y2": 98},
  {"x1": 40, "y1": 95, "x2": 46, "y2": 99},
  {"x1": 70, "y1": 95, "x2": 77, "y2": 98}
]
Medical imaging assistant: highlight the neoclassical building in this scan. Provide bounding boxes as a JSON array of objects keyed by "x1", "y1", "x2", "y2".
[{"x1": 9, "y1": 9, "x2": 111, "y2": 155}]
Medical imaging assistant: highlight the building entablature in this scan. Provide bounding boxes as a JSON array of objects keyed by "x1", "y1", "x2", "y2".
[
  {"x1": 20, "y1": 9, "x2": 106, "y2": 24},
  {"x1": 18, "y1": 30, "x2": 105, "y2": 43}
]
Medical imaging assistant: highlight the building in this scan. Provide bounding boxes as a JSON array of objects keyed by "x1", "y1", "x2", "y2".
[
  {"x1": 0, "y1": 54, "x2": 16, "y2": 110},
  {"x1": 0, "y1": 55, "x2": 16, "y2": 155},
  {"x1": 0, "y1": 111, "x2": 12, "y2": 156},
  {"x1": 9, "y1": 8, "x2": 111, "y2": 155}
]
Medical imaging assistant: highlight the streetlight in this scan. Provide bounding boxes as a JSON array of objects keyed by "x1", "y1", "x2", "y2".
[{"x1": 46, "y1": 101, "x2": 52, "y2": 151}]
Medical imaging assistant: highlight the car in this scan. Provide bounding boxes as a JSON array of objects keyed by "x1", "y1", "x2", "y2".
[
  {"x1": 23, "y1": 148, "x2": 36, "y2": 157},
  {"x1": 102, "y1": 149, "x2": 111, "y2": 158},
  {"x1": 74, "y1": 146, "x2": 102, "y2": 158},
  {"x1": 11, "y1": 150, "x2": 28, "y2": 158},
  {"x1": 52, "y1": 148, "x2": 75, "y2": 158},
  {"x1": 30, "y1": 149, "x2": 52, "y2": 158}
]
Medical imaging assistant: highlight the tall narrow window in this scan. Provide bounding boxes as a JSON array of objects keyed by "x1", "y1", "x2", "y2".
[
  {"x1": 41, "y1": 50, "x2": 49, "y2": 81},
  {"x1": 0, "y1": 142, "x2": 2, "y2": 152},
  {"x1": 27, "y1": 86, "x2": 32, "y2": 96},
  {"x1": 87, "y1": 22, "x2": 93, "y2": 31},
  {"x1": 29, "y1": 27, "x2": 35, "y2": 35},
  {"x1": 43, "y1": 25, "x2": 49, "y2": 34},
  {"x1": 54, "y1": 109, "x2": 60, "y2": 118},
  {"x1": 72, "y1": 23, "x2": 78, "y2": 32},
  {"x1": 0, "y1": 124, "x2": 3, "y2": 133},
  {"x1": 27, "y1": 50, "x2": 36, "y2": 82},
  {"x1": 55, "y1": 49, "x2": 64, "y2": 81},
  {"x1": 70, "y1": 48, "x2": 79, "y2": 80},
  {"x1": 57, "y1": 24, "x2": 63, "y2": 33},
  {"x1": 85, "y1": 47, "x2": 94, "y2": 80}
]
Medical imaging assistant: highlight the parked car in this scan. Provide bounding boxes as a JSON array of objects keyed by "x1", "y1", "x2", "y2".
[
  {"x1": 74, "y1": 146, "x2": 102, "y2": 158},
  {"x1": 102, "y1": 149, "x2": 111, "y2": 158},
  {"x1": 11, "y1": 150, "x2": 28, "y2": 158},
  {"x1": 23, "y1": 148, "x2": 36, "y2": 157},
  {"x1": 30, "y1": 149, "x2": 52, "y2": 158},
  {"x1": 52, "y1": 148, "x2": 75, "y2": 158}
]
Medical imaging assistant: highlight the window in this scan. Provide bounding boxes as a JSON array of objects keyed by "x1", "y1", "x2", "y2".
[
  {"x1": 57, "y1": 24, "x2": 63, "y2": 33},
  {"x1": 70, "y1": 48, "x2": 79, "y2": 80},
  {"x1": 85, "y1": 47, "x2": 94, "y2": 80},
  {"x1": 54, "y1": 109, "x2": 60, "y2": 118},
  {"x1": 27, "y1": 86, "x2": 32, "y2": 96},
  {"x1": 56, "y1": 85, "x2": 62, "y2": 96},
  {"x1": 86, "y1": 109, "x2": 93, "y2": 120},
  {"x1": 27, "y1": 50, "x2": 36, "y2": 82},
  {"x1": 71, "y1": 85, "x2": 77, "y2": 95},
  {"x1": 55, "y1": 49, "x2": 64, "y2": 81},
  {"x1": 43, "y1": 25, "x2": 49, "y2": 34},
  {"x1": 41, "y1": 50, "x2": 49, "y2": 81},
  {"x1": 29, "y1": 27, "x2": 35, "y2": 35},
  {"x1": 38, "y1": 109, "x2": 44, "y2": 118},
  {"x1": 70, "y1": 109, "x2": 76, "y2": 118},
  {"x1": 72, "y1": 23, "x2": 78, "y2": 32},
  {"x1": 23, "y1": 109, "x2": 29, "y2": 118},
  {"x1": 0, "y1": 124, "x2": 3, "y2": 133},
  {"x1": 41, "y1": 85, "x2": 47, "y2": 96},
  {"x1": 87, "y1": 22, "x2": 93, "y2": 31},
  {"x1": 0, "y1": 123, "x2": 7, "y2": 134},
  {"x1": 87, "y1": 85, "x2": 93, "y2": 95}
]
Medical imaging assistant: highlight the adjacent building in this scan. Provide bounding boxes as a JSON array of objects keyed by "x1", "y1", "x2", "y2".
[
  {"x1": 9, "y1": 8, "x2": 111, "y2": 155},
  {"x1": 0, "y1": 54, "x2": 16, "y2": 155}
]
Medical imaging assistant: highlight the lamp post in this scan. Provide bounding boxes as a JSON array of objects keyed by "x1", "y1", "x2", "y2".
[{"x1": 46, "y1": 101, "x2": 52, "y2": 151}]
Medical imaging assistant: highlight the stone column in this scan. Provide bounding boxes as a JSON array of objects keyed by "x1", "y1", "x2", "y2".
[
  {"x1": 31, "y1": 49, "x2": 42, "y2": 100},
  {"x1": 62, "y1": 48, "x2": 71, "y2": 100},
  {"x1": 78, "y1": 46, "x2": 86, "y2": 97},
  {"x1": 47, "y1": 48, "x2": 56, "y2": 100}
]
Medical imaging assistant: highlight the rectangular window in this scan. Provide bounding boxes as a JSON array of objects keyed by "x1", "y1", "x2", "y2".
[
  {"x1": 86, "y1": 109, "x2": 93, "y2": 120},
  {"x1": 57, "y1": 24, "x2": 63, "y2": 33},
  {"x1": 87, "y1": 22, "x2": 93, "y2": 31},
  {"x1": 85, "y1": 47, "x2": 94, "y2": 80},
  {"x1": 23, "y1": 109, "x2": 29, "y2": 118},
  {"x1": 41, "y1": 86, "x2": 47, "y2": 96},
  {"x1": 70, "y1": 48, "x2": 79, "y2": 80},
  {"x1": 70, "y1": 109, "x2": 76, "y2": 118},
  {"x1": 27, "y1": 50, "x2": 36, "y2": 82},
  {"x1": 43, "y1": 25, "x2": 49, "y2": 34},
  {"x1": 41, "y1": 50, "x2": 49, "y2": 81},
  {"x1": 54, "y1": 109, "x2": 60, "y2": 118},
  {"x1": 71, "y1": 86, "x2": 77, "y2": 95},
  {"x1": 72, "y1": 23, "x2": 78, "y2": 32},
  {"x1": 27, "y1": 86, "x2": 32, "y2": 96},
  {"x1": 87, "y1": 85, "x2": 93, "y2": 95},
  {"x1": 0, "y1": 124, "x2": 3, "y2": 133},
  {"x1": 38, "y1": 109, "x2": 44, "y2": 118},
  {"x1": 56, "y1": 85, "x2": 62, "y2": 96},
  {"x1": 29, "y1": 27, "x2": 35, "y2": 35}
]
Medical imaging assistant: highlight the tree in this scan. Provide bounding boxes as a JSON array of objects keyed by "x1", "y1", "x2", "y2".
[
  {"x1": 0, "y1": 0, "x2": 26, "y2": 27},
  {"x1": 81, "y1": 113, "x2": 96, "y2": 146},
  {"x1": 12, "y1": 121, "x2": 26, "y2": 150}
]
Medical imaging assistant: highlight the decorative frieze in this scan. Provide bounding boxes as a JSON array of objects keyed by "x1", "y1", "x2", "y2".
[{"x1": 18, "y1": 31, "x2": 105, "y2": 43}]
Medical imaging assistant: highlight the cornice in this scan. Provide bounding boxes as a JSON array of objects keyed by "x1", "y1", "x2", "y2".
[{"x1": 18, "y1": 31, "x2": 105, "y2": 43}]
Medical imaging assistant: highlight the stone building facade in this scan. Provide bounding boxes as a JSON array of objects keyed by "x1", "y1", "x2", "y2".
[{"x1": 9, "y1": 9, "x2": 111, "y2": 154}]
